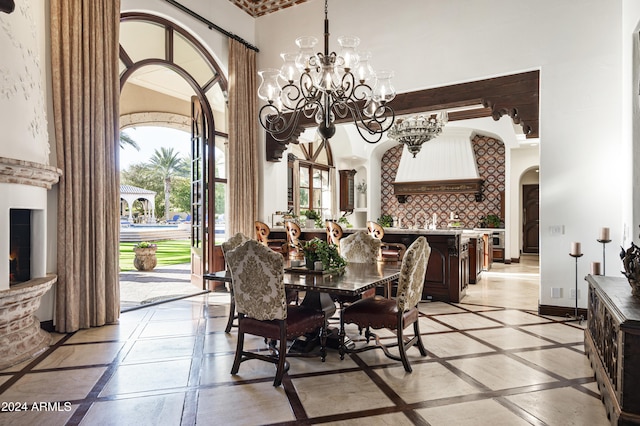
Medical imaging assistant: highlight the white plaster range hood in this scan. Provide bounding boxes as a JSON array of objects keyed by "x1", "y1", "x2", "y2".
[{"x1": 392, "y1": 127, "x2": 484, "y2": 203}]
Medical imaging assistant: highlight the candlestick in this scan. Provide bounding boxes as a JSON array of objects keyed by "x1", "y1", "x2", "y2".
[
  {"x1": 568, "y1": 252, "x2": 584, "y2": 324},
  {"x1": 570, "y1": 242, "x2": 582, "y2": 256},
  {"x1": 596, "y1": 237, "x2": 611, "y2": 275}
]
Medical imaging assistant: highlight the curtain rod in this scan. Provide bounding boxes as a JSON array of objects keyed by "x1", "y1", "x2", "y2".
[{"x1": 163, "y1": 0, "x2": 260, "y2": 52}]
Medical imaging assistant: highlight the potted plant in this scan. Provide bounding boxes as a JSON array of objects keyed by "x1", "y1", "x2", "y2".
[
  {"x1": 133, "y1": 241, "x2": 158, "y2": 271},
  {"x1": 486, "y1": 214, "x2": 501, "y2": 228},
  {"x1": 301, "y1": 209, "x2": 320, "y2": 228},
  {"x1": 301, "y1": 238, "x2": 347, "y2": 272},
  {"x1": 378, "y1": 214, "x2": 394, "y2": 228}
]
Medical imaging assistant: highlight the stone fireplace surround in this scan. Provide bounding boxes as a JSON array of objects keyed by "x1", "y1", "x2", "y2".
[{"x1": 0, "y1": 156, "x2": 60, "y2": 369}]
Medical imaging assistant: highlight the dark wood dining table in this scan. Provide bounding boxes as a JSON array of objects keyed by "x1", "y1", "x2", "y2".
[{"x1": 204, "y1": 262, "x2": 401, "y2": 351}]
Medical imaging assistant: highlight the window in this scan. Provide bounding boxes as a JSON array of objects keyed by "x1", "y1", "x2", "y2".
[{"x1": 289, "y1": 140, "x2": 333, "y2": 219}]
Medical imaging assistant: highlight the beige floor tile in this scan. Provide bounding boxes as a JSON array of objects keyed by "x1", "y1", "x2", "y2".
[
  {"x1": 448, "y1": 354, "x2": 557, "y2": 390},
  {"x1": 582, "y1": 381, "x2": 600, "y2": 395},
  {"x1": 377, "y1": 362, "x2": 480, "y2": 403},
  {"x1": 293, "y1": 371, "x2": 394, "y2": 418},
  {"x1": 477, "y1": 309, "x2": 552, "y2": 325},
  {"x1": 137, "y1": 319, "x2": 200, "y2": 338},
  {"x1": 287, "y1": 351, "x2": 359, "y2": 374},
  {"x1": 123, "y1": 336, "x2": 196, "y2": 363},
  {"x1": 326, "y1": 412, "x2": 417, "y2": 425},
  {"x1": 513, "y1": 347, "x2": 594, "y2": 379},
  {"x1": 65, "y1": 323, "x2": 137, "y2": 344},
  {"x1": 196, "y1": 382, "x2": 295, "y2": 425},
  {"x1": 99, "y1": 359, "x2": 191, "y2": 396},
  {"x1": 352, "y1": 344, "x2": 428, "y2": 369},
  {"x1": 199, "y1": 353, "x2": 281, "y2": 385},
  {"x1": 506, "y1": 387, "x2": 609, "y2": 426},
  {"x1": 466, "y1": 327, "x2": 554, "y2": 350},
  {"x1": 417, "y1": 398, "x2": 531, "y2": 426},
  {"x1": 419, "y1": 302, "x2": 468, "y2": 315},
  {"x1": 35, "y1": 342, "x2": 125, "y2": 369},
  {"x1": 431, "y1": 312, "x2": 503, "y2": 330},
  {"x1": 519, "y1": 323, "x2": 585, "y2": 344},
  {"x1": 80, "y1": 393, "x2": 184, "y2": 426},
  {"x1": 206, "y1": 315, "x2": 232, "y2": 332},
  {"x1": 422, "y1": 332, "x2": 495, "y2": 358},
  {"x1": 149, "y1": 305, "x2": 205, "y2": 322},
  {"x1": 0, "y1": 368, "x2": 106, "y2": 403},
  {"x1": 419, "y1": 316, "x2": 457, "y2": 333}
]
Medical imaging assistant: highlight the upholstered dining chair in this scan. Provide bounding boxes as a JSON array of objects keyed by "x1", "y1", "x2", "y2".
[
  {"x1": 221, "y1": 232, "x2": 251, "y2": 333},
  {"x1": 222, "y1": 233, "x2": 299, "y2": 333},
  {"x1": 339, "y1": 236, "x2": 431, "y2": 373},
  {"x1": 255, "y1": 221, "x2": 287, "y2": 254},
  {"x1": 366, "y1": 221, "x2": 407, "y2": 263},
  {"x1": 325, "y1": 220, "x2": 344, "y2": 248},
  {"x1": 225, "y1": 239, "x2": 327, "y2": 386}
]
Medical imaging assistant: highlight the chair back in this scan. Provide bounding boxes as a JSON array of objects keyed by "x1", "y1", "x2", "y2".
[
  {"x1": 396, "y1": 236, "x2": 430, "y2": 312},
  {"x1": 221, "y1": 232, "x2": 251, "y2": 262},
  {"x1": 225, "y1": 239, "x2": 287, "y2": 321},
  {"x1": 367, "y1": 221, "x2": 385, "y2": 240},
  {"x1": 340, "y1": 230, "x2": 381, "y2": 264},
  {"x1": 285, "y1": 221, "x2": 303, "y2": 248},
  {"x1": 255, "y1": 221, "x2": 271, "y2": 245},
  {"x1": 326, "y1": 221, "x2": 343, "y2": 246}
]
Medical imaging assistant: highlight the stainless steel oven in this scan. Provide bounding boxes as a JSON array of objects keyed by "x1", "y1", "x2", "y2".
[{"x1": 492, "y1": 230, "x2": 505, "y2": 249}]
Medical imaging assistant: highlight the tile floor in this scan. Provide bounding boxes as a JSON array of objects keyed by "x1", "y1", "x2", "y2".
[{"x1": 0, "y1": 255, "x2": 610, "y2": 425}]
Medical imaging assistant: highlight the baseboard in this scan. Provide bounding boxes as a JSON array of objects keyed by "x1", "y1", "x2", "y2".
[
  {"x1": 538, "y1": 304, "x2": 588, "y2": 318},
  {"x1": 510, "y1": 257, "x2": 519, "y2": 263},
  {"x1": 40, "y1": 320, "x2": 54, "y2": 332},
  {"x1": 504, "y1": 258, "x2": 512, "y2": 264}
]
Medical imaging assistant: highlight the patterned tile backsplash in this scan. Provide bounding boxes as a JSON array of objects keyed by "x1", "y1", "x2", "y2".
[{"x1": 381, "y1": 134, "x2": 505, "y2": 229}]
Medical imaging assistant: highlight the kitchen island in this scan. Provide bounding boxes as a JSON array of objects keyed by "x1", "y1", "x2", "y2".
[{"x1": 270, "y1": 226, "x2": 479, "y2": 303}]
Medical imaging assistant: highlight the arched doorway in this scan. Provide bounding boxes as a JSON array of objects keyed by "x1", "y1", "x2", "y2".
[{"x1": 118, "y1": 13, "x2": 228, "y2": 303}]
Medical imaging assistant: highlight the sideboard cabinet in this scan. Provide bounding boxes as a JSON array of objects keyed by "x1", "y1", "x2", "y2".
[{"x1": 585, "y1": 275, "x2": 640, "y2": 425}]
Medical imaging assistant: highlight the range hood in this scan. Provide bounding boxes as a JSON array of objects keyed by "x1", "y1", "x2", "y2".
[{"x1": 392, "y1": 127, "x2": 484, "y2": 203}]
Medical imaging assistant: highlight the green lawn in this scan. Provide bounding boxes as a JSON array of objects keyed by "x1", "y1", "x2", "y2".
[{"x1": 120, "y1": 239, "x2": 191, "y2": 271}]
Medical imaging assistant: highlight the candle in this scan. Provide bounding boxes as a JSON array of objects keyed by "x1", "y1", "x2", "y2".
[
  {"x1": 570, "y1": 242, "x2": 582, "y2": 256},
  {"x1": 591, "y1": 261, "x2": 601, "y2": 275},
  {"x1": 599, "y1": 227, "x2": 610, "y2": 241}
]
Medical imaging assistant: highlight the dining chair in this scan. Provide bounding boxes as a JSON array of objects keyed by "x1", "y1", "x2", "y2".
[
  {"x1": 225, "y1": 239, "x2": 327, "y2": 386},
  {"x1": 366, "y1": 221, "x2": 407, "y2": 263},
  {"x1": 221, "y1": 232, "x2": 251, "y2": 333},
  {"x1": 325, "y1": 220, "x2": 344, "y2": 249},
  {"x1": 285, "y1": 220, "x2": 307, "y2": 259},
  {"x1": 255, "y1": 221, "x2": 287, "y2": 254},
  {"x1": 339, "y1": 236, "x2": 431, "y2": 372}
]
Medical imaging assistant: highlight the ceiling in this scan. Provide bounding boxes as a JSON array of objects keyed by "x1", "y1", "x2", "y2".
[{"x1": 228, "y1": 0, "x2": 312, "y2": 17}]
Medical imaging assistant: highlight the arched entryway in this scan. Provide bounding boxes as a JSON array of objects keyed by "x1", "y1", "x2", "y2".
[{"x1": 118, "y1": 13, "x2": 228, "y2": 304}]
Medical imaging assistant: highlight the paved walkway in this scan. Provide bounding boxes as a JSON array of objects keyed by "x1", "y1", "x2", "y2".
[{"x1": 119, "y1": 263, "x2": 207, "y2": 310}]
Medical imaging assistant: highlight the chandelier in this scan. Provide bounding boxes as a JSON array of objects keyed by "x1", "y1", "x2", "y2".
[
  {"x1": 387, "y1": 112, "x2": 448, "y2": 158},
  {"x1": 257, "y1": 0, "x2": 395, "y2": 143}
]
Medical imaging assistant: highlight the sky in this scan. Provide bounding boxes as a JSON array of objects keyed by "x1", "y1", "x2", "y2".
[{"x1": 120, "y1": 127, "x2": 191, "y2": 170}]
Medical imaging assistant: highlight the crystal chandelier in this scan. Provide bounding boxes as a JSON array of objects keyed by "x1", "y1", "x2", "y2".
[
  {"x1": 387, "y1": 112, "x2": 448, "y2": 158},
  {"x1": 258, "y1": 0, "x2": 395, "y2": 143}
]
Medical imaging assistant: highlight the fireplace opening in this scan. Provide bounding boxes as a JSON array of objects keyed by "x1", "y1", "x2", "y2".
[{"x1": 9, "y1": 209, "x2": 31, "y2": 285}]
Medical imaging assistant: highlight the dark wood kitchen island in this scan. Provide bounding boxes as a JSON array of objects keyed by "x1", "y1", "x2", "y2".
[{"x1": 270, "y1": 227, "x2": 471, "y2": 303}]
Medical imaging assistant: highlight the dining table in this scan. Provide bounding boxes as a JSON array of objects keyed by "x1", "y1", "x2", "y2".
[{"x1": 204, "y1": 261, "x2": 401, "y2": 351}]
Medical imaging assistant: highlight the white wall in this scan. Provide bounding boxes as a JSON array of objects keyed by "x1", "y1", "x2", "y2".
[{"x1": 256, "y1": 0, "x2": 626, "y2": 310}]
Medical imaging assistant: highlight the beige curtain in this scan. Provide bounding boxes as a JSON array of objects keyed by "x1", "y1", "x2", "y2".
[
  {"x1": 50, "y1": 0, "x2": 121, "y2": 332},
  {"x1": 228, "y1": 39, "x2": 259, "y2": 236}
]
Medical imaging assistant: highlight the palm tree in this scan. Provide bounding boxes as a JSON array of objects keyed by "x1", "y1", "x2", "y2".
[
  {"x1": 148, "y1": 147, "x2": 188, "y2": 220},
  {"x1": 119, "y1": 131, "x2": 140, "y2": 151}
]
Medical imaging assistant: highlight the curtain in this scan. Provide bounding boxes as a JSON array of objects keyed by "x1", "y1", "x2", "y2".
[
  {"x1": 50, "y1": 0, "x2": 121, "y2": 332},
  {"x1": 228, "y1": 39, "x2": 259, "y2": 237}
]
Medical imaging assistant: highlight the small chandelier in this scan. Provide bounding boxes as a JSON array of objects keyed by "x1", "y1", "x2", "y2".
[
  {"x1": 258, "y1": 0, "x2": 395, "y2": 144},
  {"x1": 387, "y1": 112, "x2": 448, "y2": 158}
]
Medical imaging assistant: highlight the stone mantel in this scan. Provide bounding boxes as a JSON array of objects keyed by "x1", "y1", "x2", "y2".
[{"x1": 0, "y1": 157, "x2": 62, "y2": 189}]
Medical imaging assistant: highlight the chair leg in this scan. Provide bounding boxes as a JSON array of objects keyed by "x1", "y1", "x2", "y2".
[
  {"x1": 320, "y1": 319, "x2": 327, "y2": 362},
  {"x1": 397, "y1": 323, "x2": 412, "y2": 373},
  {"x1": 225, "y1": 287, "x2": 235, "y2": 333},
  {"x1": 273, "y1": 322, "x2": 287, "y2": 386},
  {"x1": 413, "y1": 318, "x2": 427, "y2": 356},
  {"x1": 339, "y1": 305, "x2": 346, "y2": 360},
  {"x1": 231, "y1": 325, "x2": 244, "y2": 375}
]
